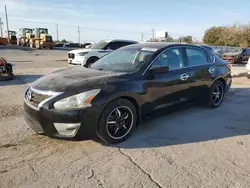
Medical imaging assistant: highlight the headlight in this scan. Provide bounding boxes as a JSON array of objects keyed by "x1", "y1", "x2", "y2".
[
  {"x1": 76, "y1": 52, "x2": 88, "y2": 56},
  {"x1": 54, "y1": 89, "x2": 100, "y2": 110}
]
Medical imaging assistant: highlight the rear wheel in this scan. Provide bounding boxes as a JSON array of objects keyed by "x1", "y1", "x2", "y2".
[
  {"x1": 97, "y1": 99, "x2": 137, "y2": 144},
  {"x1": 206, "y1": 80, "x2": 225, "y2": 108},
  {"x1": 85, "y1": 57, "x2": 99, "y2": 68},
  {"x1": 35, "y1": 41, "x2": 41, "y2": 49}
]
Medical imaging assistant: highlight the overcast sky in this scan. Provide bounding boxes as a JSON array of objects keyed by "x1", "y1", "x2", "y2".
[{"x1": 0, "y1": 0, "x2": 248, "y2": 42}]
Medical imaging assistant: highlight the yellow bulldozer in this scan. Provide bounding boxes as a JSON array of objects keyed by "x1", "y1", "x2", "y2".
[
  {"x1": 18, "y1": 28, "x2": 34, "y2": 46},
  {"x1": 29, "y1": 28, "x2": 54, "y2": 49},
  {"x1": 8, "y1": 31, "x2": 17, "y2": 45},
  {"x1": 0, "y1": 37, "x2": 7, "y2": 45}
]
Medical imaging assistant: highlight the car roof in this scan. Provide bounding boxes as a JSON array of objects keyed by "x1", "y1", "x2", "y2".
[
  {"x1": 110, "y1": 39, "x2": 138, "y2": 43},
  {"x1": 122, "y1": 42, "x2": 204, "y2": 50}
]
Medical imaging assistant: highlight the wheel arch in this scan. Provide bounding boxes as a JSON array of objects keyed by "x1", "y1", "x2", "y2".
[
  {"x1": 99, "y1": 95, "x2": 141, "y2": 127},
  {"x1": 214, "y1": 77, "x2": 226, "y2": 89}
]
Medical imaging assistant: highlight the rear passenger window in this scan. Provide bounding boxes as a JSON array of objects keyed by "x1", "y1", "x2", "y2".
[
  {"x1": 207, "y1": 53, "x2": 215, "y2": 63},
  {"x1": 186, "y1": 48, "x2": 207, "y2": 66}
]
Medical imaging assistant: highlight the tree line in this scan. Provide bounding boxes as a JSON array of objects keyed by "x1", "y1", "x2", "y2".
[
  {"x1": 203, "y1": 24, "x2": 250, "y2": 47},
  {"x1": 148, "y1": 35, "x2": 196, "y2": 44}
]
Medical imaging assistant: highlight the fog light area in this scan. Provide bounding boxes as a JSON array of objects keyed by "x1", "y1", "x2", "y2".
[{"x1": 54, "y1": 123, "x2": 81, "y2": 137}]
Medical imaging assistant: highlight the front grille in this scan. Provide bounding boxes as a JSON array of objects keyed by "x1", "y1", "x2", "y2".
[
  {"x1": 26, "y1": 88, "x2": 51, "y2": 107},
  {"x1": 68, "y1": 53, "x2": 75, "y2": 59},
  {"x1": 24, "y1": 113, "x2": 43, "y2": 133}
]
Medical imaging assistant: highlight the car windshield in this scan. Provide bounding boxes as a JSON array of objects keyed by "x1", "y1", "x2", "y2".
[
  {"x1": 91, "y1": 48, "x2": 155, "y2": 72},
  {"x1": 91, "y1": 41, "x2": 109, "y2": 49}
]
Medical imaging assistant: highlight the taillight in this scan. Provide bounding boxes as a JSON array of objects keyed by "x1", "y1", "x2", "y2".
[{"x1": 0, "y1": 59, "x2": 6, "y2": 66}]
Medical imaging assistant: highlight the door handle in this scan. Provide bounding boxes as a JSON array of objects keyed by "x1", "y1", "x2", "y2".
[
  {"x1": 180, "y1": 73, "x2": 189, "y2": 81},
  {"x1": 208, "y1": 67, "x2": 215, "y2": 73}
]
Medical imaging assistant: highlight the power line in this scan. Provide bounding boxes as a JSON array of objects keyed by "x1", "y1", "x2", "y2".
[{"x1": 7, "y1": 17, "x2": 151, "y2": 35}]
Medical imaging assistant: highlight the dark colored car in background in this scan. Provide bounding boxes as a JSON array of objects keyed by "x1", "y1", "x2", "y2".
[
  {"x1": 222, "y1": 48, "x2": 250, "y2": 64},
  {"x1": 198, "y1": 44, "x2": 223, "y2": 58},
  {"x1": 24, "y1": 43, "x2": 231, "y2": 144}
]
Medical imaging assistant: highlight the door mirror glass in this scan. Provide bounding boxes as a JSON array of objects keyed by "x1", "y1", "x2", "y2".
[{"x1": 150, "y1": 66, "x2": 169, "y2": 73}]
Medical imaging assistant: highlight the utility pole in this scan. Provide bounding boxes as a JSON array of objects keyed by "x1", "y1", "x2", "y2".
[
  {"x1": 151, "y1": 29, "x2": 155, "y2": 39},
  {"x1": 5, "y1": 5, "x2": 9, "y2": 39},
  {"x1": 107, "y1": 32, "x2": 110, "y2": 40},
  {"x1": 0, "y1": 18, "x2": 3, "y2": 37},
  {"x1": 141, "y1": 32, "x2": 144, "y2": 42},
  {"x1": 56, "y1": 24, "x2": 59, "y2": 41},
  {"x1": 78, "y1": 26, "x2": 80, "y2": 43}
]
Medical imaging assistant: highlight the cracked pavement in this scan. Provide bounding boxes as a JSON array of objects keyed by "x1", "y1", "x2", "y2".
[{"x1": 0, "y1": 49, "x2": 250, "y2": 188}]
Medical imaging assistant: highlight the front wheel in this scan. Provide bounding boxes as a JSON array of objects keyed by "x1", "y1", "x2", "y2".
[
  {"x1": 97, "y1": 99, "x2": 137, "y2": 144},
  {"x1": 206, "y1": 80, "x2": 225, "y2": 108},
  {"x1": 85, "y1": 57, "x2": 99, "y2": 68}
]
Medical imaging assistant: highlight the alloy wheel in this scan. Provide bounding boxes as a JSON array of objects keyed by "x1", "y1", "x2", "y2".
[
  {"x1": 212, "y1": 85, "x2": 223, "y2": 105},
  {"x1": 106, "y1": 106, "x2": 133, "y2": 140}
]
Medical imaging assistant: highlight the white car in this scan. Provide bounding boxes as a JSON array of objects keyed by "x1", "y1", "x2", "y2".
[
  {"x1": 68, "y1": 39, "x2": 138, "y2": 67},
  {"x1": 246, "y1": 57, "x2": 250, "y2": 79}
]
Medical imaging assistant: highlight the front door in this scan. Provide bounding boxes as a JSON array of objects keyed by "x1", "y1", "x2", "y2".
[{"x1": 143, "y1": 47, "x2": 191, "y2": 112}]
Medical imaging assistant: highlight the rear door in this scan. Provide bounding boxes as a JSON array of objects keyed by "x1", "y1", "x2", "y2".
[{"x1": 184, "y1": 47, "x2": 215, "y2": 100}]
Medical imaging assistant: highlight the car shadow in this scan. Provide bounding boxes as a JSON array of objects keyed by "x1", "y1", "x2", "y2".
[
  {"x1": 103, "y1": 88, "x2": 250, "y2": 149},
  {"x1": 0, "y1": 74, "x2": 42, "y2": 86}
]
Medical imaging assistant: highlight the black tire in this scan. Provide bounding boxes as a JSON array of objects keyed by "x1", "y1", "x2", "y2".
[
  {"x1": 236, "y1": 57, "x2": 242, "y2": 64},
  {"x1": 207, "y1": 80, "x2": 225, "y2": 108},
  {"x1": 85, "y1": 57, "x2": 99, "y2": 68},
  {"x1": 97, "y1": 99, "x2": 137, "y2": 144}
]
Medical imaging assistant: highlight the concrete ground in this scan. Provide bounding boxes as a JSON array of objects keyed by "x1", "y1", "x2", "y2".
[{"x1": 0, "y1": 48, "x2": 250, "y2": 188}]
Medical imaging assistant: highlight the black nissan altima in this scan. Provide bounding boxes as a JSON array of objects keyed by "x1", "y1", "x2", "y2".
[{"x1": 24, "y1": 43, "x2": 232, "y2": 144}]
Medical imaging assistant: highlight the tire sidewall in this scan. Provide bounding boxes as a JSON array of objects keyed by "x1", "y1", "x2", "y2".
[
  {"x1": 86, "y1": 57, "x2": 98, "y2": 67},
  {"x1": 208, "y1": 81, "x2": 225, "y2": 108},
  {"x1": 97, "y1": 99, "x2": 137, "y2": 144}
]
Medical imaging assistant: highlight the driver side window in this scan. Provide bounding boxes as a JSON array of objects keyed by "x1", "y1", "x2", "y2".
[{"x1": 151, "y1": 48, "x2": 185, "y2": 71}]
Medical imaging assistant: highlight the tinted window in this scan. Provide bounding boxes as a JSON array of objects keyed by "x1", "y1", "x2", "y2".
[
  {"x1": 152, "y1": 48, "x2": 185, "y2": 71},
  {"x1": 186, "y1": 48, "x2": 207, "y2": 66},
  {"x1": 106, "y1": 42, "x2": 119, "y2": 50},
  {"x1": 206, "y1": 52, "x2": 215, "y2": 63}
]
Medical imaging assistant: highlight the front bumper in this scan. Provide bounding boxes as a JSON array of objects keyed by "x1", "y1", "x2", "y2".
[
  {"x1": 68, "y1": 57, "x2": 87, "y2": 66},
  {"x1": 24, "y1": 99, "x2": 105, "y2": 139},
  {"x1": 246, "y1": 63, "x2": 250, "y2": 72}
]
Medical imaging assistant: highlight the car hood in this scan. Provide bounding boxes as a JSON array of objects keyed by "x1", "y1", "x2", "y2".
[
  {"x1": 223, "y1": 52, "x2": 241, "y2": 56},
  {"x1": 32, "y1": 67, "x2": 127, "y2": 92}
]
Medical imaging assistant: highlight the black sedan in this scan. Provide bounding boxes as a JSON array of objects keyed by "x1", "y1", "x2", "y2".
[{"x1": 24, "y1": 43, "x2": 232, "y2": 144}]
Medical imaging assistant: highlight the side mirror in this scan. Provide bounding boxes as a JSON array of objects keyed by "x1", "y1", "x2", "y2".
[{"x1": 149, "y1": 66, "x2": 169, "y2": 73}]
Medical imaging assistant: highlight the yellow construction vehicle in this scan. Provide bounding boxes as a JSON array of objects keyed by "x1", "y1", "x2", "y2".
[
  {"x1": 8, "y1": 31, "x2": 17, "y2": 45},
  {"x1": 29, "y1": 28, "x2": 54, "y2": 49},
  {"x1": 18, "y1": 28, "x2": 34, "y2": 46},
  {"x1": 0, "y1": 37, "x2": 7, "y2": 45}
]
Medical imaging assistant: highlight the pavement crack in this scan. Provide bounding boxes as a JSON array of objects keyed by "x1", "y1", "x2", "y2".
[{"x1": 117, "y1": 146, "x2": 163, "y2": 188}]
